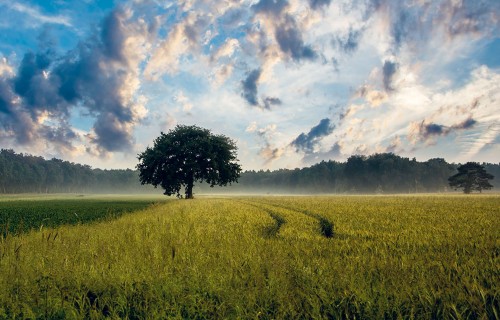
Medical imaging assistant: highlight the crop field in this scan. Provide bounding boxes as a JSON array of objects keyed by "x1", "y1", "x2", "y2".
[
  {"x1": 0, "y1": 195, "x2": 498, "y2": 319},
  {"x1": 0, "y1": 195, "x2": 168, "y2": 236}
]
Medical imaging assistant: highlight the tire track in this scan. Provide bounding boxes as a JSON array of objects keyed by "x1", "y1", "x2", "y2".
[
  {"x1": 236, "y1": 201, "x2": 286, "y2": 238},
  {"x1": 248, "y1": 200, "x2": 334, "y2": 238}
]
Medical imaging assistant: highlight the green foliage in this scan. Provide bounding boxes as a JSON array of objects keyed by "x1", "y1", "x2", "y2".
[
  {"x1": 137, "y1": 125, "x2": 242, "y2": 198},
  {"x1": 449, "y1": 162, "x2": 494, "y2": 193},
  {"x1": 0, "y1": 195, "x2": 498, "y2": 318}
]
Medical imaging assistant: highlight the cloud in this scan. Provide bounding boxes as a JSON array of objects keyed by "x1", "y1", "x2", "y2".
[
  {"x1": 263, "y1": 97, "x2": 282, "y2": 110},
  {"x1": 408, "y1": 117, "x2": 477, "y2": 144},
  {"x1": 0, "y1": 57, "x2": 14, "y2": 76},
  {"x1": 173, "y1": 91, "x2": 193, "y2": 112},
  {"x1": 453, "y1": 118, "x2": 477, "y2": 130},
  {"x1": 309, "y1": 0, "x2": 332, "y2": 10},
  {"x1": 247, "y1": 122, "x2": 285, "y2": 163},
  {"x1": 364, "y1": 0, "x2": 500, "y2": 56},
  {"x1": 385, "y1": 135, "x2": 403, "y2": 153},
  {"x1": 251, "y1": 0, "x2": 289, "y2": 17},
  {"x1": 7, "y1": 2, "x2": 72, "y2": 27},
  {"x1": 439, "y1": 0, "x2": 500, "y2": 39},
  {"x1": 241, "y1": 69, "x2": 262, "y2": 106},
  {"x1": 382, "y1": 59, "x2": 398, "y2": 92},
  {"x1": 144, "y1": 23, "x2": 188, "y2": 78},
  {"x1": 241, "y1": 69, "x2": 282, "y2": 109},
  {"x1": 260, "y1": 145, "x2": 285, "y2": 163},
  {"x1": 291, "y1": 118, "x2": 335, "y2": 153},
  {"x1": 333, "y1": 28, "x2": 363, "y2": 54},
  {"x1": 0, "y1": 6, "x2": 150, "y2": 155},
  {"x1": 211, "y1": 38, "x2": 239, "y2": 61},
  {"x1": 354, "y1": 85, "x2": 388, "y2": 107},
  {"x1": 211, "y1": 64, "x2": 234, "y2": 87},
  {"x1": 144, "y1": 10, "x2": 214, "y2": 79},
  {"x1": 275, "y1": 16, "x2": 317, "y2": 61}
]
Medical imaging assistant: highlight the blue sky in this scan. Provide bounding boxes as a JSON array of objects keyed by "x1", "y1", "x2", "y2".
[{"x1": 0, "y1": 0, "x2": 499, "y2": 170}]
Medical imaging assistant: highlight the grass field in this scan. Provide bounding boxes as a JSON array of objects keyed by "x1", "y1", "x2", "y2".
[
  {"x1": 0, "y1": 194, "x2": 498, "y2": 319},
  {"x1": 0, "y1": 194, "x2": 168, "y2": 236}
]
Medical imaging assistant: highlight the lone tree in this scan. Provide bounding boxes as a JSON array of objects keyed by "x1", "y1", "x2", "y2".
[
  {"x1": 448, "y1": 162, "x2": 494, "y2": 194},
  {"x1": 137, "y1": 125, "x2": 242, "y2": 199}
]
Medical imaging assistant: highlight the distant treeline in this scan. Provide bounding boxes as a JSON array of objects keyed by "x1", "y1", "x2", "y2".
[
  {"x1": 221, "y1": 154, "x2": 499, "y2": 194},
  {"x1": 0, "y1": 149, "x2": 498, "y2": 194},
  {"x1": 0, "y1": 149, "x2": 150, "y2": 194}
]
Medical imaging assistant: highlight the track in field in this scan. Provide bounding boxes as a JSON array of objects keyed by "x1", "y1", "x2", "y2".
[
  {"x1": 237, "y1": 201, "x2": 286, "y2": 238},
  {"x1": 238, "y1": 200, "x2": 334, "y2": 239}
]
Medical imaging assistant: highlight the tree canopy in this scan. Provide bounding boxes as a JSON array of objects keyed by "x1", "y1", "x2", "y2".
[
  {"x1": 136, "y1": 125, "x2": 242, "y2": 198},
  {"x1": 448, "y1": 162, "x2": 494, "y2": 194}
]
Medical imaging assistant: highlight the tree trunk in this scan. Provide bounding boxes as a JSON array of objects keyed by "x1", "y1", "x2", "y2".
[{"x1": 185, "y1": 172, "x2": 194, "y2": 199}]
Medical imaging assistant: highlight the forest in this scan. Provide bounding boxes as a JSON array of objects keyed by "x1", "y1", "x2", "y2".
[{"x1": 0, "y1": 149, "x2": 498, "y2": 194}]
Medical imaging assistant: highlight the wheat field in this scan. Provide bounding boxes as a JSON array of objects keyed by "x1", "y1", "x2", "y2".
[{"x1": 0, "y1": 195, "x2": 498, "y2": 319}]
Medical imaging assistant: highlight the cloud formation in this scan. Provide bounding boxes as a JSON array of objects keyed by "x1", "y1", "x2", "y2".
[
  {"x1": 241, "y1": 69, "x2": 262, "y2": 107},
  {"x1": 246, "y1": 122, "x2": 285, "y2": 164},
  {"x1": 409, "y1": 117, "x2": 478, "y2": 144},
  {"x1": 382, "y1": 60, "x2": 398, "y2": 92},
  {"x1": 275, "y1": 16, "x2": 317, "y2": 61},
  {"x1": 0, "y1": 0, "x2": 499, "y2": 169},
  {"x1": 291, "y1": 118, "x2": 335, "y2": 153},
  {"x1": 7, "y1": 2, "x2": 72, "y2": 27},
  {"x1": 0, "y1": 6, "x2": 149, "y2": 156}
]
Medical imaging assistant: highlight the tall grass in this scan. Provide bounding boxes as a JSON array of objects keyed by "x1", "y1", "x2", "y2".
[{"x1": 0, "y1": 195, "x2": 498, "y2": 319}]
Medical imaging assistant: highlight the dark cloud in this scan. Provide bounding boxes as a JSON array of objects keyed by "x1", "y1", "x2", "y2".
[
  {"x1": 412, "y1": 118, "x2": 477, "y2": 143},
  {"x1": 0, "y1": 79, "x2": 14, "y2": 115},
  {"x1": 91, "y1": 112, "x2": 132, "y2": 152},
  {"x1": 452, "y1": 118, "x2": 477, "y2": 130},
  {"x1": 241, "y1": 69, "x2": 261, "y2": 106},
  {"x1": 422, "y1": 123, "x2": 446, "y2": 137},
  {"x1": 0, "y1": 75, "x2": 41, "y2": 145},
  {"x1": 0, "y1": 7, "x2": 145, "y2": 153},
  {"x1": 101, "y1": 9, "x2": 127, "y2": 63},
  {"x1": 291, "y1": 118, "x2": 335, "y2": 153},
  {"x1": 40, "y1": 124, "x2": 78, "y2": 151},
  {"x1": 275, "y1": 16, "x2": 317, "y2": 61},
  {"x1": 13, "y1": 51, "x2": 70, "y2": 118},
  {"x1": 251, "y1": 0, "x2": 289, "y2": 16},
  {"x1": 263, "y1": 97, "x2": 282, "y2": 110},
  {"x1": 391, "y1": 9, "x2": 417, "y2": 50},
  {"x1": 382, "y1": 60, "x2": 398, "y2": 92},
  {"x1": 328, "y1": 142, "x2": 342, "y2": 158},
  {"x1": 333, "y1": 28, "x2": 362, "y2": 54},
  {"x1": 309, "y1": 0, "x2": 331, "y2": 10}
]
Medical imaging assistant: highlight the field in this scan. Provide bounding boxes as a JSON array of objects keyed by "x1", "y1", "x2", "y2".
[
  {"x1": 0, "y1": 195, "x2": 498, "y2": 319},
  {"x1": 0, "y1": 195, "x2": 168, "y2": 236}
]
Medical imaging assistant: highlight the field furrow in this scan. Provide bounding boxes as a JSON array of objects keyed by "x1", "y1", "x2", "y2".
[
  {"x1": 255, "y1": 199, "x2": 335, "y2": 238},
  {"x1": 239, "y1": 199, "x2": 323, "y2": 240}
]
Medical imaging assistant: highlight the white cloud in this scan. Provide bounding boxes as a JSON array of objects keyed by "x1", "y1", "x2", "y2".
[
  {"x1": 8, "y1": 2, "x2": 72, "y2": 27},
  {"x1": 0, "y1": 57, "x2": 13, "y2": 76}
]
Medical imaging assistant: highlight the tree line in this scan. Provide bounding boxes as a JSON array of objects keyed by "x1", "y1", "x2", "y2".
[
  {"x1": 0, "y1": 149, "x2": 151, "y2": 194},
  {"x1": 199, "y1": 153, "x2": 499, "y2": 194},
  {"x1": 0, "y1": 149, "x2": 498, "y2": 194}
]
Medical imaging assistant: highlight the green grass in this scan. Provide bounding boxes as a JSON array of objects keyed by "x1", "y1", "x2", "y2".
[
  {"x1": 0, "y1": 195, "x2": 498, "y2": 319},
  {"x1": 0, "y1": 194, "x2": 168, "y2": 236}
]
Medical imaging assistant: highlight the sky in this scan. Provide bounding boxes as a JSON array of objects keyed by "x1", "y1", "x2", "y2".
[{"x1": 0, "y1": 0, "x2": 499, "y2": 171}]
